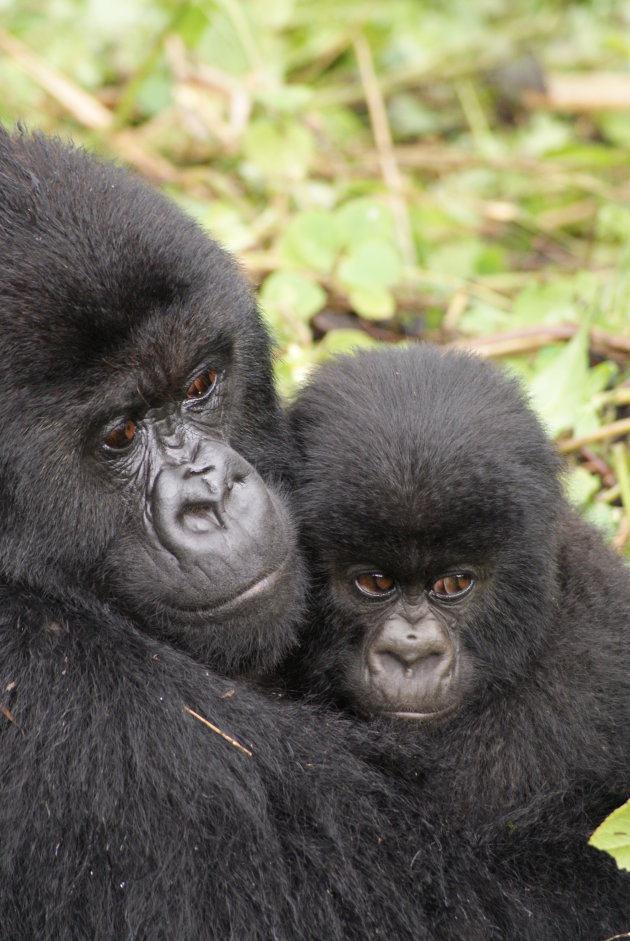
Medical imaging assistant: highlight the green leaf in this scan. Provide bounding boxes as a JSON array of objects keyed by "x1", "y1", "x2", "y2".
[
  {"x1": 259, "y1": 270, "x2": 326, "y2": 322},
  {"x1": 425, "y1": 239, "x2": 487, "y2": 278},
  {"x1": 254, "y1": 85, "x2": 313, "y2": 113},
  {"x1": 335, "y1": 199, "x2": 396, "y2": 248},
  {"x1": 528, "y1": 329, "x2": 598, "y2": 438},
  {"x1": 347, "y1": 286, "x2": 395, "y2": 320},
  {"x1": 338, "y1": 239, "x2": 402, "y2": 291},
  {"x1": 581, "y1": 502, "x2": 618, "y2": 541},
  {"x1": 565, "y1": 467, "x2": 600, "y2": 507},
  {"x1": 589, "y1": 799, "x2": 630, "y2": 872},
  {"x1": 280, "y1": 211, "x2": 341, "y2": 273},
  {"x1": 242, "y1": 119, "x2": 314, "y2": 182}
]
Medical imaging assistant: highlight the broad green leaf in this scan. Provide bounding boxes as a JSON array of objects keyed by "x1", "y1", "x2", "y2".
[
  {"x1": 335, "y1": 199, "x2": 396, "y2": 248},
  {"x1": 425, "y1": 239, "x2": 487, "y2": 278},
  {"x1": 589, "y1": 800, "x2": 630, "y2": 872},
  {"x1": 280, "y1": 211, "x2": 340, "y2": 273},
  {"x1": 254, "y1": 86, "x2": 313, "y2": 113},
  {"x1": 582, "y1": 502, "x2": 618, "y2": 541},
  {"x1": 347, "y1": 286, "x2": 395, "y2": 320},
  {"x1": 259, "y1": 271, "x2": 326, "y2": 322},
  {"x1": 243, "y1": 119, "x2": 314, "y2": 181},
  {"x1": 338, "y1": 239, "x2": 402, "y2": 291},
  {"x1": 565, "y1": 467, "x2": 600, "y2": 507},
  {"x1": 458, "y1": 301, "x2": 511, "y2": 336},
  {"x1": 528, "y1": 329, "x2": 597, "y2": 438}
]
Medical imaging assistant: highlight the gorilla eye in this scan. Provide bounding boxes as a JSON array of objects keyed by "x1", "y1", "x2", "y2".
[
  {"x1": 355, "y1": 573, "x2": 396, "y2": 597},
  {"x1": 104, "y1": 419, "x2": 136, "y2": 451},
  {"x1": 186, "y1": 368, "x2": 218, "y2": 401},
  {"x1": 431, "y1": 574, "x2": 473, "y2": 601}
]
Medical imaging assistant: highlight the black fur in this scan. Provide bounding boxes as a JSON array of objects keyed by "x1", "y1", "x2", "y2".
[
  {"x1": 288, "y1": 345, "x2": 630, "y2": 939},
  {"x1": 0, "y1": 129, "x2": 450, "y2": 941}
]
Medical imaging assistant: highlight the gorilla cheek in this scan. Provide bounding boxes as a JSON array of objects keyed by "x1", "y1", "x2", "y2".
[{"x1": 348, "y1": 614, "x2": 465, "y2": 719}]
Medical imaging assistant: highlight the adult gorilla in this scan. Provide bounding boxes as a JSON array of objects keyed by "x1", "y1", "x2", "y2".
[
  {"x1": 287, "y1": 345, "x2": 630, "y2": 940},
  {"x1": 0, "y1": 129, "x2": 447, "y2": 941}
]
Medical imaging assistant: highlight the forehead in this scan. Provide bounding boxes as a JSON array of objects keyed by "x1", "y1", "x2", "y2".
[
  {"x1": 0, "y1": 134, "x2": 254, "y2": 395},
  {"x1": 295, "y1": 347, "x2": 555, "y2": 570}
]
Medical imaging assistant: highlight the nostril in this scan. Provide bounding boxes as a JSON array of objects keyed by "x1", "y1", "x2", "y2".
[{"x1": 184, "y1": 463, "x2": 216, "y2": 479}]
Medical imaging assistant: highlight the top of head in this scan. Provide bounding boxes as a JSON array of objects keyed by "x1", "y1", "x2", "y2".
[
  {"x1": 0, "y1": 128, "x2": 264, "y2": 390},
  {"x1": 290, "y1": 345, "x2": 564, "y2": 582}
]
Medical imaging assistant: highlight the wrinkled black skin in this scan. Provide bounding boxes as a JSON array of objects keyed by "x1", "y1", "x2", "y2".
[
  {"x1": 287, "y1": 345, "x2": 630, "y2": 940},
  {"x1": 0, "y1": 130, "x2": 456, "y2": 941}
]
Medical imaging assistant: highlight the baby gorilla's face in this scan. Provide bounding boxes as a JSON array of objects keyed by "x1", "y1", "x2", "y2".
[
  {"x1": 289, "y1": 345, "x2": 564, "y2": 719},
  {"x1": 325, "y1": 564, "x2": 476, "y2": 719}
]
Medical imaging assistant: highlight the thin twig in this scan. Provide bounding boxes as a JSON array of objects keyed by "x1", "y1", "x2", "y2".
[
  {"x1": 0, "y1": 25, "x2": 111, "y2": 129},
  {"x1": 557, "y1": 419, "x2": 630, "y2": 455},
  {"x1": 453, "y1": 324, "x2": 630, "y2": 359},
  {"x1": 1, "y1": 701, "x2": 15, "y2": 724},
  {"x1": 183, "y1": 704, "x2": 253, "y2": 757},
  {"x1": 353, "y1": 34, "x2": 416, "y2": 269}
]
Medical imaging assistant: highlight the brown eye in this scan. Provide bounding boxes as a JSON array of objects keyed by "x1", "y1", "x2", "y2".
[
  {"x1": 431, "y1": 574, "x2": 473, "y2": 600},
  {"x1": 104, "y1": 419, "x2": 136, "y2": 450},
  {"x1": 186, "y1": 368, "x2": 218, "y2": 400},
  {"x1": 355, "y1": 573, "x2": 396, "y2": 597}
]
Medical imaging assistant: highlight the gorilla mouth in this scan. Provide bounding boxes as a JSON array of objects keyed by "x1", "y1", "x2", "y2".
[
  {"x1": 209, "y1": 556, "x2": 291, "y2": 616},
  {"x1": 383, "y1": 704, "x2": 458, "y2": 722},
  {"x1": 164, "y1": 554, "x2": 292, "y2": 621}
]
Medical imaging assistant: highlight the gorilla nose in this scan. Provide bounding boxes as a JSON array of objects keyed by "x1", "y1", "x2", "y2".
[
  {"x1": 150, "y1": 441, "x2": 260, "y2": 558},
  {"x1": 181, "y1": 452, "x2": 248, "y2": 528},
  {"x1": 367, "y1": 617, "x2": 455, "y2": 698}
]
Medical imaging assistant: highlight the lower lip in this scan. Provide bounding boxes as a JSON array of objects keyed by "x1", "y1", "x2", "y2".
[
  {"x1": 383, "y1": 706, "x2": 456, "y2": 721},
  {"x1": 210, "y1": 558, "x2": 289, "y2": 615}
]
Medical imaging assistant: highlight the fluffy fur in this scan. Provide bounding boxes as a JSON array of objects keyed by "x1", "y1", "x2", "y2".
[
  {"x1": 0, "y1": 129, "x2": 449, "y2": 940},
  {"x1": 288, "y1": 345, "x2": 630, "y2": 939}
]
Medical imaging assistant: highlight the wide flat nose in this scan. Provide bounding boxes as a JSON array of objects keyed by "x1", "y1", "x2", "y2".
[
  {"x1": 180, "y1": 448, "x2": 249, "y2": 528},
  {"x1": 372, "y1": 620, "x2": 450, "y2": 669},
  {"x1": 366, "y1": 617, "x2": 455, "y2": 711},
  {"x1": 150, "y1": 440, "x2": 257, "y2": 555}
]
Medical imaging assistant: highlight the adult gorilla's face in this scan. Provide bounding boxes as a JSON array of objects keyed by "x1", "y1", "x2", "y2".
[
  {"x1": 0, "y1": 130, "x2": 301, "y2": 674},
  {"x1": 289, "y1": 346, "x2": 564, "y2": 719}
]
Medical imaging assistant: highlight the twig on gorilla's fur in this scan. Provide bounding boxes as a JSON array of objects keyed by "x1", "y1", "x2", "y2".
[{"x1": 183, "y1": 705, "x2": 253, "y2": 757}]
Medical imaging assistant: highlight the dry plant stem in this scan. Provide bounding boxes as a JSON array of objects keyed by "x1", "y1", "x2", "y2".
[
  {"x1": 0, "y1": 702, "x2": 15, "y2": 724},
  {"x1": 557, "y1": 419, "x2": 630, "y2": 455},
  {"x1": 524, "y1": 72, "x2": 630, "y2": 112},
  {"x1": 183, "y1": 705, "x2": 253, "y2": 757},
  {"x1": 0, "y1": 26, "x2": 176, "y2": 180},
  {"x1": 353, "y1": 34, "x2": 416, "y2": 269},
  {"x1": 0, "y1": 26, "x2": 111, "y2": 129},
  {"x1": 454, "y1": 324, "x2": 630, "y2": 360},
  {"x1": 612, "y1": 514, "x2": 630, "y2": 553}
]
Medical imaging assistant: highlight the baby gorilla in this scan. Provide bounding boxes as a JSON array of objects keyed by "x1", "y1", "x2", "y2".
[{"x1": 288, "y1": 344, "x2": 630, "y2": 940}]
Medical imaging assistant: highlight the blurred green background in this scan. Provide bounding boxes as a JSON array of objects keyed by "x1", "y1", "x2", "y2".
[{"x1": 2, "y1": 0, "x2": 630, "y2": 548}]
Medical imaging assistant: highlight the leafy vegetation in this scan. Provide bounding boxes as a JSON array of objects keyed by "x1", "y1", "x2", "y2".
[{"x1": 590, "y1": 799, "x2": 630, "y2": 872}]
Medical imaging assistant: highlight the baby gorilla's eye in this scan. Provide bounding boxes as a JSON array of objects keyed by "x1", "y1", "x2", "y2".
[
  {"x1": 431, "y1": 574, "x2": 473, "y2": 600},
  {"x1": 355, "y1": 573, "x2": 396, "y2": 597},
  {"x1": 104, "y1": 419, "x2": 136, "y2": 451},
  {"x1": 186, "y1": 368, "x2": 218, "y2": 400}
]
